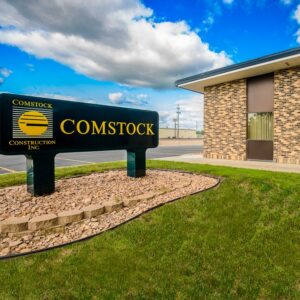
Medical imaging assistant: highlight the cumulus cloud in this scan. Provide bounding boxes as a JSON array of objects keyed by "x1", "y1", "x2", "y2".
[
  {"x1": 159, "y1": 94, "x2": 204, "y2": 129},
  {"x1": 294, "y1": 4, "x2": 300, "y2": 43},
  {"x1": 0, "y1": 0, "x2": 231, "y2": 89},
  {"x1": 108, "y1": 93, "x2": 124, "y2": 104},
  {"x1": 294, "y1": 4, "x2": 300, "y2": 23},
  {"x1": 108, "y1": 92, "x2": 149, "y2": 106}
]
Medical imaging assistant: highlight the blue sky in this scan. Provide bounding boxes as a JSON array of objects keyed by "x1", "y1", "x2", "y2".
[{"x1": 0, "y1": 0, "x2": 300, "y2": 130}]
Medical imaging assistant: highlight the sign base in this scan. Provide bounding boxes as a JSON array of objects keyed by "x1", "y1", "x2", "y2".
[
  {"x1": 26, "y1": 154, "x2": 55, "y2": 196},
  {"x1": 127, "y1": 149, "x2": 146, "y2": 177}
]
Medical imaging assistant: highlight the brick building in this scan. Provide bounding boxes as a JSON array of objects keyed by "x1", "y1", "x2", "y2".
[{"x1": 175, "y1": 47, "x2": 300, "y2": 164}]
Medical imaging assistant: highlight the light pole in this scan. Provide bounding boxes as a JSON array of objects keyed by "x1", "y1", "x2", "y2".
[
  {"x1": 173, "y1": 118, "x2": 177, "y2": 138},
  {"x1": 176, "y1": 105, "x2": 181, "y2": 138}
]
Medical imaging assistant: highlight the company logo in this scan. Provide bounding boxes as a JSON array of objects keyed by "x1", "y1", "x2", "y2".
[
  {"x1": 18, "y1": 111, "x2": 49, "y2": 136},
  {"x1": 13, "y1": 104, "x2": 53, "y2": 139}
]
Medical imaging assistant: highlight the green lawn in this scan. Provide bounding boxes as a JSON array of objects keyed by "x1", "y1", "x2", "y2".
[{"x1": 0, "y1": 161, "x2": 299, "y2": 299}]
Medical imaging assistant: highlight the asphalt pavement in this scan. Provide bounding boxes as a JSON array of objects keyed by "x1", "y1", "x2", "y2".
[{"x1": 0, "y1": 145, "x2": 202, "y2": 174}]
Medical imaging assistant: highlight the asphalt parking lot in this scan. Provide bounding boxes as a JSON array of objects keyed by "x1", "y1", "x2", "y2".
[{"x1": 0, "y1": 145, "x2": 202, "y2": 174}]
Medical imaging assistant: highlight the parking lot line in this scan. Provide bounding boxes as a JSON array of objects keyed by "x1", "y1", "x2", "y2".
[
  {"x1": 0, "y1": 166, "x2": 17, "y2": 173},
  {"x1": 56, "y1": 157, "x2": 95, "y2": 165}
]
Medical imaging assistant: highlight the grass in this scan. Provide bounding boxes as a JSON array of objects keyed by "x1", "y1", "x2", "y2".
[
  {"x1": 0, "y1": 161, "x2": 126, "y2": 188},
  {"x1": 0, "y1": 160, "x2": 299, "y2": 299}
]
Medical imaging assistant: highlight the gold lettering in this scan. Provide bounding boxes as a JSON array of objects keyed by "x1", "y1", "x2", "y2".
[
  {"x1": 117, "y1": 122, "x2": 126, "y2": 135},
  {"x1": 60, "y1": 119, "x2": 75, "y2": 135},
  {"x1": 28, "y1": 145, "x2": 39, "y2": 150},
  {"x1": 108, "y1": 122, "x2": 116, "y2": 135},
  {"x1": 137, "y1": 123, "x2": 145, "y2": 135},
  {"x1": 91, "y1": 121, "x2": 106, "y2": 135},
  {"x1": 77, "y1": 120, "x2": 90, "y2": 135},
  {"x1": 146, "y1": 123, "x2": 154, "y2": 135},
  {"x1": 126, "y1": 123, "x2": 136, "y2": 135},
  {"x1": 60, "y1": 119, "x2": 155, "y2": 136},
  {"x1": 12, "y1": 99, "x2": 52, "y2": 108}
]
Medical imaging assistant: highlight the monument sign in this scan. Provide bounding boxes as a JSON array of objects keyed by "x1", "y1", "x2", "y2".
[{"x1": 0, "y1": 93, "x2": 159, "y2": 196}]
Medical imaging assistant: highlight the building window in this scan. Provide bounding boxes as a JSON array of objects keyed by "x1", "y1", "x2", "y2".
[{"x1": 248, "y1": 112, "x2": 273, "y2": 140}]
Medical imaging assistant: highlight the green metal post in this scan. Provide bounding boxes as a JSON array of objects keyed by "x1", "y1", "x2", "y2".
[
  {"x1": 127, "y1": 149, "x2": 146, "y2": 177},
  {"x1": 26, "y1": 154, "x2": 56, "y2": 196}
]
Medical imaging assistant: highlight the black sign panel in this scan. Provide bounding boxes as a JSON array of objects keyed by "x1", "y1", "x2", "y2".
[
  {"x1": 0, "y1": 93, "x2": 159, "y2": 195},
  {"x1": 0, "y1": 93, "x2": 159, "y2": 155}
]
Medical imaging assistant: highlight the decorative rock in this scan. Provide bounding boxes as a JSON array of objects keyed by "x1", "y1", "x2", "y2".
[
  {"x1": 135, "y1": 191, "x2": 156, "y2": 201},
  {"x1": 122, "y1": 192, "x2": 157, "y2": 208},
  {"x1": 123, "y1": 198, "x2": 140, "y2": 207},
  {"x1": 28, "y1": 214, "x2": 58, "y2": 231},
  {"x1": 58, "y1": 210, "x2": 83, "y2": 225},
  {"x1": 8, "y1": 231, "x2": 32, "y2": 238},
  {"x1": 0, "y1": 217, "x2": 29, "y2": 233},
  {"x1": 0, "y1": 233, "x2": 7, "y2": 239},
  {"x1": 42, "y1": 225, "x2": 65, "y2": 235},
  {"x1": 0, "y1": 171, "x2": 219, "y2": 257},
  {"x1": 83, "y1": 197, "x2": 92, "y2": 205},
  {"x1": 83, "y1": 204, "x2": 105, "y2": 218},
  {"x1": 9, "y1": 240, "x2": 22, "y2": 248},
  {"x1": 0, "y1": 170, "x2": 192, "y2": 220},
  {"x1": 105, "y1": 202, "x2": 123, "y2": 213},
  {"x1": 0, "y1": 248, "x2": 9, "y2": 256}
]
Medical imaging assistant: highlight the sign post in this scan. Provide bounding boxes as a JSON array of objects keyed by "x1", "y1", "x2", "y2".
[
  {"x1": 127, "y1": 149, "x2": 146, "y2": 177},
  {"x1": 0, "y1": 93, "x2": 159, "y2": 196},
  {"x1": 26, "y1": 154, "x2": 56, "y2": 195}
]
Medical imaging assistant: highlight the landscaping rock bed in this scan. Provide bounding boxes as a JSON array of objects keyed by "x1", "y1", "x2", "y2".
[{"x1": 0, "y1": 170, "x2": 219, "y2": 257}]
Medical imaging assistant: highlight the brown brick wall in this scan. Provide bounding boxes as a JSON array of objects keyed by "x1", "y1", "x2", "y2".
[
  {"x1": 274, "y1": 67, "x2": 300, "y2": 164},
  {"x1": 204, "y1": 79, "x2": 247, "y2": 160}
]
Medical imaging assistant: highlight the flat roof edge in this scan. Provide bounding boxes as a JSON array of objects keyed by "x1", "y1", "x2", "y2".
[{"x1": 175, "y1": 47, "x2": 300, "y2": 87}]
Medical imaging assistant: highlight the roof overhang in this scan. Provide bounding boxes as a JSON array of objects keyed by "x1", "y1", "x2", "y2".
[{"x1": 175, "y1": 47, "x2": 300, "y2": 94}]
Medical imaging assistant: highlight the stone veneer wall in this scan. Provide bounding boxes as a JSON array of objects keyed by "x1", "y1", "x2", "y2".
[
  {"x1": 274, "y1": 67, "x2": 300, "y2": 164},
  {"x1": 204, "y1": 79, "x2": 247, "y2": 160}
]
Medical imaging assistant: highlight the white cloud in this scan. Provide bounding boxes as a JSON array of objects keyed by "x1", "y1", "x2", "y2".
[
  {"x1": 202, "y1": 15, "x2": 215, "y2": 32},
  {"x1": 32, "y1": 93, "x2": 78, "y2": 102},
  {"x1": 293, "y1": 4, "x2": 300, "y2": 43},
  {"x1": 26, "y1": 63, "x2": 35, "y2": 71},
  {"x1": 159, "y1": 94, "x2": 204, "y2": 129},
  {"x1": 0, "y1": 67, "x2": 12, "y2": 85},
  {"x1": 223, "y1": 0, "x2": 234, "y2": 4},
  {"x1": 108, "y1": 92, "x2": 149, "y2": 106},
  {"x1": 281, "y1": 0, "x2": 292, "y2": 4},
  {"x1": 0, "y1": 0, "x2": 231, "y2": 89},
  {"x1": 108, "y1": 92, "x2": 124, "y2": 104},
  {"x1": 0, "y1": 68, "x2": 12, "y2": 78},
  {"x1": 294, "y1": 5, "x2": 300, "y2": 24},
  {"x1": 31, "y1": 93, "x2": 97, "y2": 104}
]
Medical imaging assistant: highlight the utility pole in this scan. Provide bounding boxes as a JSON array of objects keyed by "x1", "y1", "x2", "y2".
[
  {"x1": 173, "y1": 118, "x2": 177, "y2": 138},
  {"x1": 176, "y1": 105, "x2": 181, "y2": 138}
]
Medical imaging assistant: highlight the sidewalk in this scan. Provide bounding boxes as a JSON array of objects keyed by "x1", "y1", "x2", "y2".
[{"x1": 155, "y1": 154, "x2": 300, "y2": 174}]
